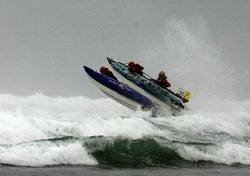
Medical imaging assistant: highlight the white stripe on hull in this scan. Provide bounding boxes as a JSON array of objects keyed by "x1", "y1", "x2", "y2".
[
  {"x1": 86, "y1": 75, "x2": 142, "y2": 111},
  {"x1": 110, "y1": 68, "x2": 172, "y2": 112}
]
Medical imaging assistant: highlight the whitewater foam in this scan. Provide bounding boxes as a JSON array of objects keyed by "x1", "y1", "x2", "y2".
[
  {"x1": 0, "y1": 140, "x2": 97, "y2": 166},
  {"x1": 0, "y1": 93, "x2": 249, "y2": 166}
]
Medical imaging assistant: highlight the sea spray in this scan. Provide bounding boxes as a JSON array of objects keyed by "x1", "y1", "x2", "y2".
[{"x1": 139, "y1": 18, "x2": 236, "y2": 103}]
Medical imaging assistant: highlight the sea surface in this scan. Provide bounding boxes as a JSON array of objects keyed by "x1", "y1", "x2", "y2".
[
  {"x1": 0, "y1": 165, "x2": 250, "y2": 176},
  {"x1": 0, "y1": 93, "x2": 249, "y2": 176}
]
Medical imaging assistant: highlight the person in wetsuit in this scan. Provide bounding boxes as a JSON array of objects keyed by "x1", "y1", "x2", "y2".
[
  {"x1": 154, "y1": 71, "x2": 190, "y2": 103},
  {"x1": 100, "y1": 66, "x2": 117, "y2": 80},
  {"x1": 127, "y1": 61, "x2": 144, "y2": 76},
  {"x1": 154, "y1": 71, "x2": 171, "y2": 89}
]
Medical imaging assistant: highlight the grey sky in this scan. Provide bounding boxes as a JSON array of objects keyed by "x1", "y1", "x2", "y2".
[{"x1": 0, "y1": 0, "x2": 249, "y2": 99}]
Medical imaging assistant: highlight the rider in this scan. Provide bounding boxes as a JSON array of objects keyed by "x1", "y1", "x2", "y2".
[
  {"x1": 100, "y1": 66, "x2": 118, "y2": 80},
  {"x1": 154, "y1": 71, "x2": 190, "y2": 103},
  {"x1": 154, "y1": 71, "x2": 171, "y2": 89},
  {"x1": 127, "y1": 61, "x2": 144, "y2": 76}
]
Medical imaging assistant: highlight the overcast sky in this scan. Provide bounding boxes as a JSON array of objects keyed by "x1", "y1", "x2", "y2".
[{"x1": 0, "y1": 0, "x2": 249, "y2": 98}]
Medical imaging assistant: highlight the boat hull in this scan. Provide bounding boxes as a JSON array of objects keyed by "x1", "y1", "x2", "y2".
[
  {"x1": 83, "y1": 66, "x2": 155, "y2": 111},
  {"x1": 107, "y1": 58, "x2": 185, "y2": 112}
]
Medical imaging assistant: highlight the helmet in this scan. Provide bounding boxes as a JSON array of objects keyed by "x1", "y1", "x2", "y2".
[
  {"x1": 159, "y1": 71, "x2": 166, "y2": 76},
  {"x1": 100, "y1": 66, "x2": 108, "y2": 73},
  {"x1": 128, "y1": 61, "x2": 135, "y2": 67}
]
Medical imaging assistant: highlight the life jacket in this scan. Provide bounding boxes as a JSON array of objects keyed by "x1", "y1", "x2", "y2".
[
  {"x1": 105, "y1": 71, "x2": 117, "y2": 80},
  {"x1": 157, "y1": 76, "x2": 171, "y2": 88}
]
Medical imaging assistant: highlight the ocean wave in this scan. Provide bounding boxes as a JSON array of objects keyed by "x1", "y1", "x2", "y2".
[{"x1": 0, "y1": 93, "x2": 249, "y2": 167}]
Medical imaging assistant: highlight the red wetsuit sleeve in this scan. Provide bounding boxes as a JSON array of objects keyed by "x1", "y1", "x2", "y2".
[{"x1": 164, "y1": 80, "x2": 171, "y2": 87}]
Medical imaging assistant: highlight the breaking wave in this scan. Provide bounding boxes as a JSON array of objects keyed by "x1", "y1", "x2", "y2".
[{"x1": 0, "y1": 93, "x2": 249, "y2": 167}]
